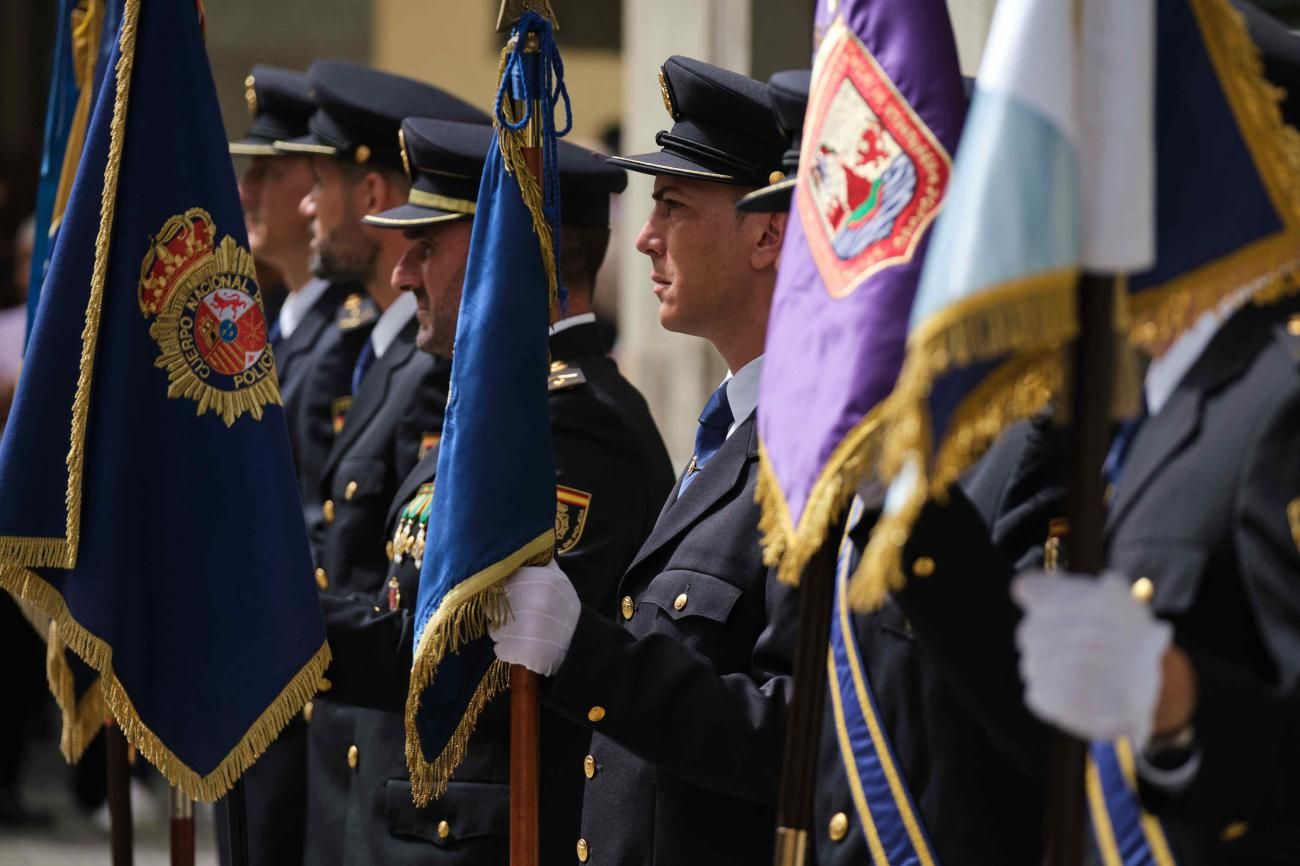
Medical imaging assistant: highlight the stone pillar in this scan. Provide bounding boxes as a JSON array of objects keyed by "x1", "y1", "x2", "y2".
[{"x1": 946, "y1": 0, "x2": 998, "y2": 75}]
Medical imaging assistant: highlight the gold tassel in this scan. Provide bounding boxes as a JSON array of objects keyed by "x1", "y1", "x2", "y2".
[{"x1": 404, "y1": 530, "x2": 553, "y2": 803}]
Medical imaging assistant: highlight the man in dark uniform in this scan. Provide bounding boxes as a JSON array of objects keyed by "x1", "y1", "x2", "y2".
[
  {"x1": 488, "y1": 56, "x2": 798, "y2": 866},
  {"x1": 270, "y1": 61, "x2": 491, "y2": 866},
  {"x1": 313, "y1": 118, "x2": 674, "y2": 864},
  {"x1": 735, "y1": 71, "x2": 1058, "y2": 865},
  {"x1": 216, "y1": 64, "x2": 373, "y2": 866}
]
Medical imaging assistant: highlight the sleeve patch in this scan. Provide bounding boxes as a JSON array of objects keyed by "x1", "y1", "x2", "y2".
[{"x1": 555, "y1": 485, "x2": 592, "y2": 555}]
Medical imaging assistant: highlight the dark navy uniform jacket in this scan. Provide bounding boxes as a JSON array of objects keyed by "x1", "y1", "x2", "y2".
[
  {"x1": 811, "y1": 419, "x2": 1064, "y2": 866},
  {"x1": 1109, "y1": 298, "x2": 1300, "y2": 865},
  {"x1": 540, "y1": 401, "x2": 800, "y2": 866},
  {"x1": 304, "y1": 315, "x2": 450, "y2": 866},
  {"x1": 318, "y1": 321, "x2": 675, "y2": 865}
]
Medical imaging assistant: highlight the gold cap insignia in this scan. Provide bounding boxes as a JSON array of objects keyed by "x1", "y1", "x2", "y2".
[
  {"x1": 658, "y1": 66, "x2": 678, "y2": 121},
  {"x1": 398, "y1": 129, "x2": 413, "y2": 179},
  {"x1": 354, "y1": 144, "x2": 371, "y2": 164},
  {"x1": 768, "y1": 170, "x2": 785, "y2": 185},
  {"x1": 244, "y1": 75, "x2": 257, "y2": 116}
]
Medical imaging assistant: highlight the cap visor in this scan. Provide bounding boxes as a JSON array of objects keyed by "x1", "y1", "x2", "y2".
[
  {"x1": 272, "y1": 134, "x2": 338, "y2": 156},
  {"x1": 607, "y1": 150, "x2": 740, "y2": 184},
  {"x1": 362, "y1": 203, "x2": 472, "y2": 229},
  {"x1": 736, "y1": 178, "x2": 795, "y2": 213},
  {"x1": 229, "y1": 138, "x2": 282, "y2": 157}
]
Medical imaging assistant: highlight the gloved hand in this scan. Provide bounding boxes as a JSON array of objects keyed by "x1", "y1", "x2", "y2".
[
  {"x1": 488, "y1": 559, "x2": 581, "y2": 677},
  {"x1": 1012, "y1": 570, "x2": 1172, "y2": 748}
]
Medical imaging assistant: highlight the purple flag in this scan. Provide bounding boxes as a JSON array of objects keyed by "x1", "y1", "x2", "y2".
[{"x1": 756, "y1": 0, "x2": 966, "y2": 584}]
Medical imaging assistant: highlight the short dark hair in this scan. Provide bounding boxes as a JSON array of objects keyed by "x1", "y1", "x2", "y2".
[{"x1": 560, "y1": 224, "x2": 611, "y2": 301}]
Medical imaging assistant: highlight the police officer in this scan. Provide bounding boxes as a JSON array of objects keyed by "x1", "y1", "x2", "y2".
[
  {"x1": 735, "y1": 70, "x2": 1059, "y2": 865},
  {"x1": 1012, "y1": 5, "x2": 1300, "y2": 859},
  {"x1": 217, "y1": 64, "x2": 373, "y2": 866},
  {"x1": 272, "y1": 61, "x2": 490, "y2": 866},
  {"x1": 488, "y1": 56, "x2": 797, "y2": 865},
  {"x1": 314, "y1": 117, "x2": 674, "y2": 864}
]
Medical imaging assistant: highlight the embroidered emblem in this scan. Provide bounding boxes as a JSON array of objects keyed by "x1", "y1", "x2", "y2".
[
  {"x1": 244, "y1": 75, "x2": 257, "y2": 116},
  {"x1": 336, "y1": 293, "x2": 377, "y2": 330},
  {"x1": 658, "y1": 66, "x2": 678, "y2": 120},
  {"x1": 418, "y1": 432, "x2": 442, "y2": 461},
  {"x1": 555, "y1": 486, "x2": 591, "y2": 555},
  {"x1": 799, "y1": 20, "x2": 951, "y2": 298},
  {"x1": 387, "y1": 576, "x2": 401, "y2": 612},
  {"x1": 330, "y1": 396, "x2": 352, "y2": 434},
  {"x1": 391, "y1": 482, "x2": 435, "y2": 567},
  {"x1": 1288, "y1": 497, "x2": 1300, "y2": 554},
  {"x1": 138, "y1": 209, "x2": 278, "y2": 425}
]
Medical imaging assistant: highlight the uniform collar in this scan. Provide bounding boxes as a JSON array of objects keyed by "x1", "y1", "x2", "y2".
[
  {"x1": 723, "y1": 354, "x2": 763, "y2": 439},
  {"x1": 548, "y1": 317, "x2": 607, "y2": 361},
  {"x1": 1144, "y1": 285, "x2": 1252, "y2": 416},
  {"x1": 277, "y1": 276, "x2": 330, "y2": 339},
  {"x1": 550, "y1": 311, "x2": 596, "y2": 335},
  {"x1": 370, "y1": 291, "x2": 418, "y2": 359}
]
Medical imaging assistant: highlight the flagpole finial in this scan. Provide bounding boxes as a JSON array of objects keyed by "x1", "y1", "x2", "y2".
[{"x1": 496, "y1": 0, "x2": 559, "y2": 33}]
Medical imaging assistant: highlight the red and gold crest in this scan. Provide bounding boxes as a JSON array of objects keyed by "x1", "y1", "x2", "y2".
[
  {"x1": 799, "y1": 20, "x2": 951, "y2": 298},
  {"x1": 138, "y1": 209, "x2": 279, "y2": 425}
]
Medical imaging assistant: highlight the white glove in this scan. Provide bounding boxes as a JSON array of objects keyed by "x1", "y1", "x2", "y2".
[
  {"x1": 488, "y1": 560, "x2": 581, "y2": 677},
  {"x1": 1012, "y1": 570, "x2": 1172, "y2": 748}
]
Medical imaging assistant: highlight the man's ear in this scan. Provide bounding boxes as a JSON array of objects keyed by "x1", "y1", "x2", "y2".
[
  {"x1": 359, "y1": 170, "x2": 406, "y2": 215},
  {"x1": 750, "y1": 210, "x2": 787, "y2": 271}
]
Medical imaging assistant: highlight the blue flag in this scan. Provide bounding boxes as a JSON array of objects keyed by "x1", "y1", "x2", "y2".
[
  {"x1": 405, "y1": 12, "x2": 567, "y2": 804},
  {"x1": 0, "y1": 0, "x2": 328, "y2": 800},
  {"x1": 27, "y1": 0, "x2": 122, "y2": 345},
  {"x1": 855, "y1": 0, "x2": 1300, "y2": 608}
]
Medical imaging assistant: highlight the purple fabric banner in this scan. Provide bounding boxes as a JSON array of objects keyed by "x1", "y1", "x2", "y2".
[{"x1": 756, "y1": 0, "x2": 966, "y2": 583}]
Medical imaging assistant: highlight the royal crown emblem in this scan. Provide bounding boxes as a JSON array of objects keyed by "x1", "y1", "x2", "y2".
[
  {"x1": 799, "y1": 20, "x2": 951, "y2": 298},
  {"x1": 138, "y1": 209, "x2": 279, "y2": 425}
]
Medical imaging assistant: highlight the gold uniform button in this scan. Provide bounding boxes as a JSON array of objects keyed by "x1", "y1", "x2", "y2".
[
  {"x1": 828, "y1": 811, "x2": 849, "y2": 842},
  {"x1": 323, "y1": 500, "x2": 335, "y2": 523},
  {"x1": 303, "y1": 701, "x2": 313, "y2": 723},
  {"x1": 345, "y1": 480, "x2": 359, "y2": 501},
  {"x1": 587, "y1": 706, "x2": 606, "y2": 723},
  {"x1": 911, "y1": 556, "x2": 936, "y2": 577},
  {"x1": 315, "y1": 567, "x2": 329, "y2": 590},
  {"x1": 620, "y1": 596, "x2": 635, "y2": 620},
  {"x1": 1288, "y1": 313, "x2": 1300, "y2": 336},
  {"x1": 437, "y1": 820, "x2": 451, "y2": 840},
  {"x1": 1221, "y1": 820, "x2": 1249, "y2": 841},
  {"x1": 673, "y1": 592, "x2": 688, "y2": 611},
  {"x1": 576, "y1": 838, "x2": 590, "y2": 862},
  {"x1": 583, "y1": 755, "x2": 596, "y2": 779},
  {"x1": 1131, "y1": 576, "x2": 1155, "y2": 605},
  {"x1": 346, "y1": 745, "x2": 359, "y2": 769},
  {"x1": 318, "y1": 677, "x2": 332, "y2": 692}
]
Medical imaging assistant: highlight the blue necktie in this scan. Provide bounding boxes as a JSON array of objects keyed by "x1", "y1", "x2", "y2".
[
  {"x1": 1102, "y1": 396, "x2": 1148, "y2": 493},
  {"x1": 680, "y1": 382, "x2": 733, "y2": 494},
  {"x1": 268, "y1": 319, "x2": 283, "y2": 350},
  {"x1": 351, "y1": 340, "x2": 376, "y2": 394}
]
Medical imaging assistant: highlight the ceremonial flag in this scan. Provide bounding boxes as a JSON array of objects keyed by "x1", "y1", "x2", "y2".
[
  {"x1": 27, "y1": 0, "x2": 120, "y2": 344},
  {"x1": 0, "y1": 0, "x2": 328, "y2": 800},
  {"x1": 755, "y1": 0, "x2": 967, "y2": 586},
  {"x1": 405, "y1": 11, "x2": 567, "y2": 804},
  {"x1": 856, "y1": 0, "x2": 1300, "y2": 608}
]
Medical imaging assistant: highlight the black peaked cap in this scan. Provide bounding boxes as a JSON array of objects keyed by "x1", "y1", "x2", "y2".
[
  {"x1": 367, "y1": 119, "x2": 628, "y2": 229},
  {"x1": 738, "y1": 69, "x2": 811, "y2": 213},
  {"x1": 230, "y1": 65, "x2": 314, "y2": 156},
  {"x1": 274, "y1": 60, "x2": 489, "y2": 174},
  {"x1": 609, "y1": 55, "x2": 785, "y2": 186}
]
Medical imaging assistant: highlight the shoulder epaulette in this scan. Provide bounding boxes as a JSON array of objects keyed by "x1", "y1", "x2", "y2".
[
  {"x1": 336, "y1": 293, "x2": 378, "y2": 331},
  {"x1": 548, "y1": 360, "x2": 587, "y2": 392}
]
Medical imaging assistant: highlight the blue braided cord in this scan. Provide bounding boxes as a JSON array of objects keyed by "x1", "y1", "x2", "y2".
[{"x1": 493, "y1": 11, "x2": 574, "y2": 314}]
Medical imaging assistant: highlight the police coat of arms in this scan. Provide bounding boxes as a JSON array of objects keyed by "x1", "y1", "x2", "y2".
[{"x1": 138, "y1": 209, "x2": 280, "y2": 425}]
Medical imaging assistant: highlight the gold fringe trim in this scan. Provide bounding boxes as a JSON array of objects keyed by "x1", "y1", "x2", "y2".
[
  {"x1": 49, "y1": 0, "x2": 105, "y2": 236},
  {"x1": 409, "y1": 659, "x2": 510, "y2": 808},
  {"x1": 494, "y1": 38, "x2": 561, "y2": 322},
  {"x1": 0, "y1": 0, "x2": 141, "y2": 569},
  {"x1": 1130, "y1": 0, "x2": 1300, "y2": 352},
  {"x1": 755, "y1": 406, "x2": 886, "y2": 587},
  {"x1": 0, "y1": 563, "x2": 332, "y2": 801},
  {"x1": 405, "y1": 529, "x2": 554, "y2": 804},
  {"x1": 847, "y1": 269, "x2": 1080, "y2": 611}
]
